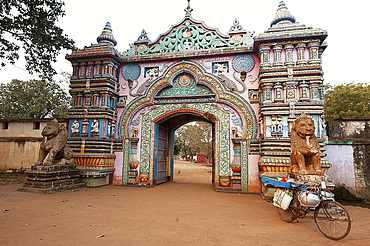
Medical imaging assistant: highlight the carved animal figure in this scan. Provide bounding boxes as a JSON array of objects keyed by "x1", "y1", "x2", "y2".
[
  {"x1": 35, "y1": 119, "x2": 74, "y2": 166},
  {"x1": 214, "y1": 63, "x2": 228, "y2": 74},
  {"x1": 248, "y1": 90, "x2": 259, "y2": 99},
  {"x1": 290, "y1": 113, "x2": 321, "y2": 175},
  {"x1": 129, "y1": 78, "x2": 154, "y2": 97},
  {"x1": 145, "y1": 68, "x2": 159, "y2": 78},
  {"x1": 217, "y1": 72, "x2": 247, "y2": 93}
]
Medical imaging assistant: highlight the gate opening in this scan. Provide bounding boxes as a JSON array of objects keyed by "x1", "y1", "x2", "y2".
[{"x1": 153, "y1": 114, "x2": 215, "y2": 186}]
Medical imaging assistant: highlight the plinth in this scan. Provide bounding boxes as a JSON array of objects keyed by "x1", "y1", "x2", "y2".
[{"x1": 18, "y1": 164, "x2": 85, "y2": 194}]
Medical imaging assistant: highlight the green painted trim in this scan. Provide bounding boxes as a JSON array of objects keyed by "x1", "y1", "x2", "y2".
[
  {"x1": 241, "y1": 140, "x2": 249, "y2": 192},
  {"x1": 122, "y1": 139, "x2": 130, "y2": 185}
]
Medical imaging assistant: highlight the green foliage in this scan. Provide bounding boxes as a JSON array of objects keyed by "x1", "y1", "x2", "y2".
[
  {"x1": 324, "y1": 82, "x2": 370, "y2": 121},
  {"x1": 0, "y1": 79, "x2": 70, "y2": 119},
  {"x1": 173, "y1": 135, "x2": 183, "y2": 156},
  {"x1": 0, "y1": 0, "x2": 75, "y2": 80},
  {"x1": 175, "y1": 121, "x2": 213, "y2": 162}
]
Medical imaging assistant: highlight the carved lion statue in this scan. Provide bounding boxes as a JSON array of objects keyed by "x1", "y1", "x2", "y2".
[
  {"x1": 290, "y1": 113, "x2": 321, "y2": 175},
  {"x1": 35, "y1": 119, "x2": 74, "y2": 166}
]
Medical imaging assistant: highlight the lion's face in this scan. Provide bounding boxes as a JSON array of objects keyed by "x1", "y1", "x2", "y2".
[
  {"x1": 294, "y1": 118, "x2": 315, "y2": 138},
  {"x1": 42, "y1": 123, "x2": 59, "y2": 137}
]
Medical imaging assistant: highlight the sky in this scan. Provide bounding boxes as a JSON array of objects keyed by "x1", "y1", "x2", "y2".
[{"x1": 1, "y1": 0, "x2": 368, "y2": 86}]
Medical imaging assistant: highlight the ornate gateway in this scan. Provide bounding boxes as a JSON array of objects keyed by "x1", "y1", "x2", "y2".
[{"x1": 65, "y1": 1, "x2": 329, "y2": 193}]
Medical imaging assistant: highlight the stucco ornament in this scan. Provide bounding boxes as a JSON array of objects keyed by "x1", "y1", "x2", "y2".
[
  {"x1": 290, "y1": 113, "x2": 321, "y2": 175},
  {"x1": 35, "y1": 119, "x2": 74, "y2": 166},
  {"x1": 232, "y1": 53, "x2": 255, "y2": 73},
  {"x1": 91, "y1": 119, "x2": 99, "y2": 133}
]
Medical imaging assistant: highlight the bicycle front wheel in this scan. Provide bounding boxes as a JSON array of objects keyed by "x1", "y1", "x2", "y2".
[
  {"x1": 277, "y1": 207, "x2": 296, "y2": 223},
  {"x1": 314, "y1": 201, "x2": 351, "y2": 240}
]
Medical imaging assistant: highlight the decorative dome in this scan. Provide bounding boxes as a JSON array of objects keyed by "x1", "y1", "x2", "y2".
[
  {"x1": 97, "y1": 22, "x2": 117, "y2": 46},
  {"x1": 270, "y1": 1, "x2": 296, "y2": 27}
]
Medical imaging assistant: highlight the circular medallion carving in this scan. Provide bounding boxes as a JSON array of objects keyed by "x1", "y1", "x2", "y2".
[
  {"x1": 138, "y1": 44, "x2": 147, "y2": 52},
  {"x1": 178, "y1": 75, "x2": 191, "y2": 87},
  {"x1": 122, "y1": 63, "x2": 141, "y2": 81},
  {"x1": 232, "y1": 35, "x2": 242, "y2": 44},
  {"x1": 232, "y1": 53, "x2": 255, "y2": 73}
]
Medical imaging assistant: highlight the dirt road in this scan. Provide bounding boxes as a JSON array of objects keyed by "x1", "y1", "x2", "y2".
[{"x1": 1, "y1": 160, "x2": 369, "y2": 245}]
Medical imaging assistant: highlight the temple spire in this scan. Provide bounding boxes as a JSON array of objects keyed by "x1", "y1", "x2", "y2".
[
  {"x1": 97, "y1": 22, "x2": 117, "y2": 46},
  {"x1": 184, "y1": 0, "x2": 193, "y2": 17},
  {"x1": 270, "y1": 1, "x2": 296, "y2": 27}
]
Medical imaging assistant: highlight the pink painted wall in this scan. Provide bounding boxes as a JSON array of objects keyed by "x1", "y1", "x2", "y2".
[
  {"x1": 113, "y1": 152, "x2": 123, "y2": 185},
  {"x1": 249, "y1": 155, "x2": 261, "y2": 193}
]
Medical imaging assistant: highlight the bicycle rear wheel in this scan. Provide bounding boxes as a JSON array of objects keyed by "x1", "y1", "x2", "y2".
[
  {"x1": 314, "y1": 201, "x2": 351, "y2": 240},
  {"x1": 277, "y1": 207, "x2": 295, "y2": 223}
]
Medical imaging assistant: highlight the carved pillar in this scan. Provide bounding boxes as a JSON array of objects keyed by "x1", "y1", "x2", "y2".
[
  {"x1": 273, "y1": 45, "x2": 283, "y2": 67},
  {"x1": 111, "y1": 96, "x2": 117, "y2": 110},
  {"x1": 102, "y1": 61, "x2": 110, "y2": 76},
  {"x1": 72, "y1": 62, "x2": 79, "y2": 77},
  {"x1": 274, "y1": 82, "x2": 284, "y2": 102},
  {"x1": 308, "y1": 42, "x2": 320, "y2": 65},
  {"x1": 310, "y1": 80, "x2": 320, "y2": 100},
  {"x1": 87, "y1": 61, "x2": 94, "y2": 77},
  {"x1": 113, "y1": 65, "x2": 118, "y2": 80},
  {"x1": 296, "y1": 43, "x2": 307, "y2": 66},
  {"x1": 299, "y1": 81, "x2": 309, "y2": 101},
  {"x1": 95, "y1": 61, "x2": 102, "y2": 77},
  {"x1": 284, "y1": 44, "x2": 295, "y2": 67},
  {"x1": 262, "y1": 84, "x2": 273, "y2": 103},
  {"x1": 259, "y1": 44, "x2": 271, "y2": 69},
  {"x1": 91, "y1": 93, "x2": 99, "y2": 107},
  {"x1": 80, "y1": 62, "x2": 87, "y2": 77},
  {"x1": 101, "y1": 93, "x2": 110, "y2": 108}
]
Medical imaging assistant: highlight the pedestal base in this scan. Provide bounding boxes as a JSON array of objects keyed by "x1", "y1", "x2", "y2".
[{"x1": 18, "y1": 164, "x2": 84, "y2": 194}]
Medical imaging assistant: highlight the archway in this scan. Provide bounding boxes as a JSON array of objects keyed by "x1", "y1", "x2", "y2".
[
  {"x1": 119, "y1": 60, "x2": 257, "y2": 190},
  {"x1": 154, "y1": 114, "x2": 215, "y2": 185}
]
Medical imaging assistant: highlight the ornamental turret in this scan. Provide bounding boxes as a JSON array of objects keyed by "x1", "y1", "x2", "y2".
[
  {"x1": 255, "y1": 1, "x2": 330, "y2": 182},
  {"x1": 270, "y1": 1, "x2": 296, "y2": 27},
  {"x1": 97, "y1": 22, "x2": 117, "y2": 46}
]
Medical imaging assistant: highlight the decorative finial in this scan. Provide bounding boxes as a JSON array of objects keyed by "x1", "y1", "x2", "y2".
[
  {"x1": 137, "y1": 29, "x2": 149, "y2": 41},
  {"x1": 229, "y1": 19, "x2": 244, "y2": 32},
  {"x1": 270, "y1": 1, "x2": 296, "y2": 27},
  {"x1": 97, "y1": 22, "x2": 117, "y2": 46},
  {"x1": 184, "y1": 0, "x2": 193, "y2": 17}
]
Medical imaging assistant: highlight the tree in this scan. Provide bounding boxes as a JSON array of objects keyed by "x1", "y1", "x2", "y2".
[
  {"x1": 175, "y1": 121, "x2": 213, "y2": 163},
  {"x1": 173, "y1": 135, "x2": 183, "y2": 157},
  {"x1": 0, "y1": 79, "x2": 70, "y2": 119},
  {"x1": 0, "y1": 0, "x2": 75, "y2": 80},
  {"x1": 324, "y1": 82, "x2": 370, "y2": 121}
]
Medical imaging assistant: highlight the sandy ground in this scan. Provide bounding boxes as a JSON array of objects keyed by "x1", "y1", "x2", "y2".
[{"x1": 1, "y1": 160, "x2": 369, "y2": 246}]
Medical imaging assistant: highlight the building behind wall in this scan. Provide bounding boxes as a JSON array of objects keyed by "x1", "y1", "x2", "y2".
[
  {"x1": 325, "y1": 117, "x2": 370, "y2": 200},
  {"x1": 64, "y1": 1, "x2": 330, "y2": 191},
  {"x1": 0, "y1": 119, "x2": 67, "y2": 170}
]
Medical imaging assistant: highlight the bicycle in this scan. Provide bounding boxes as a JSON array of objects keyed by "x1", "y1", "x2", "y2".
[{"x1": 262, "y1": 176, "x2": 352, "y2": 240}]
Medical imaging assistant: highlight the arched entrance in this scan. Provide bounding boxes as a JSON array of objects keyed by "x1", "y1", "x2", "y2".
[
  {"x1": 154, "y1": 113, "x2": 215, "y2": 185},
  {"x1": 143, "y1": 105, "x2": 228, "y2": 187},
  {"x1": 119, "y1": 60, "x2": 257, "y2": 190}
]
